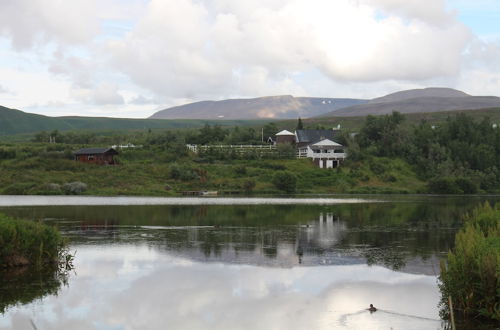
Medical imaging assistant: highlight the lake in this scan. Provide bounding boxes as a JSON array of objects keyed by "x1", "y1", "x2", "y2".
[{"x1": 0, "y1": 195, "x2": 496, "y2": 329}]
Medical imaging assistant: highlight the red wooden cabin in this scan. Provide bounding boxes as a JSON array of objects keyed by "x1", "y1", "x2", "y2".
[{"x1": 74, "y1": 148, "x2": 118, "y2": 165}]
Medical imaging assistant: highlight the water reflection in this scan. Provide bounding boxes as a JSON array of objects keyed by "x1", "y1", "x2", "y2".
[
  {"x1": 0, "y1": 245, "x2": 442, "y2": 330},
  {"x1": 1, "y1": 196, "x2": 498, "y2": 329},
  {"x1": 0, "y1": 199, "x2": 479, "y2": 274},
  {"x1": 0, "y1": 265, "x2": 69, "y2": 315}
]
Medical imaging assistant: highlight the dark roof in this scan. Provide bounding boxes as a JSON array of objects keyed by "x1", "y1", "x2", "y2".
[
  {"x1": 74, "y1": 148, "x2": 118, "y2": 155},
  {"x1": 295, "y1": 129, "x2": 340, "y2": 144}
]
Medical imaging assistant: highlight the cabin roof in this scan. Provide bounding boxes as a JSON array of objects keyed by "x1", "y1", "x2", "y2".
[
  {"x1": 74, "y1": 148, "x2": 118, "y2": 155},
  {"x1": 276, "y1": 130, "x2": 295, "y2": 136},
  {"x1": 295, "y1": 129, "x2": 340, "y2": 144}
]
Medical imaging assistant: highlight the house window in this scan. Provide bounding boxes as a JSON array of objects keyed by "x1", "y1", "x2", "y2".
[
  {"x1": 88, "y1": 155, "x2": 94, "y2": 160},
  {"x1": 334, "y1": 149, "x2": 344, "y2": 153},
  {"x1": 313, "y1": 149, "x2": 320, "y2": 153}
]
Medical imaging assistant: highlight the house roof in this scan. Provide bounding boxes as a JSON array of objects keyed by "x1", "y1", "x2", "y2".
[
  {"x1": 276, "y1": 130, "x2": 295, "y2": 136},
  {"x1": 295, "y1": 129, "x2": 340, "y2": 144},
  {"x1": 74, "y1": 148, "x2": 118, "y2": 155},
  {"x1": 311, "y1": 139, "x2": 342, "y2": 147}
]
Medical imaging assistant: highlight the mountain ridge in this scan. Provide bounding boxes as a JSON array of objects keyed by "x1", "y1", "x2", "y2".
[
  {"x1": 320, "y1": 87, "x2": 500, "y2": 117},
  {"x1": 149, "y1": 95, "x2": 368, "y2": 120}
]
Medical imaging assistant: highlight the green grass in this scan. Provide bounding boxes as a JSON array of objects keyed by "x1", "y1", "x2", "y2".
[{"x1": 0, "y1": 142, "x2": 430, "y2": 195}]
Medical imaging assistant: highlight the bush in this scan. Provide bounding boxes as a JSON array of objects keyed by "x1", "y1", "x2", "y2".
[
  {"x1": 234, "y1": 165, "x2": 247, "y2": 176},
  {"x1": 428, "y1": 177, "x2": 461, "y2": 194},
  {"x1": 62, "y1": 181, "x2": 87, "y2": 195},
  {"x1": 438, "y1": 202, "x2": 500, "y2": 323},
  {"x1": 242, "y1": 180, "x2": 256, "y2": 193},
  {"x1": 169, "y1": 163, "x2": 200, "y2": 181},
  {"x1": 2, "y1": 183, "x2": 36, "y2": 195},
  {"x1": 272, "y1": 171, "x2": 297, "y2": 193},
  {"x1": 276, "y1": 144, "x2": 296, "y2": 159},
  {"x1": 455, "y1": 177, "x2": 478, "y2": 194}
]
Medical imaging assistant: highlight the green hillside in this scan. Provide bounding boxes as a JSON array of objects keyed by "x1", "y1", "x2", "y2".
[
  {"x1": 0, "y1": 106, "x2": 269, "y2": 136},
  {"x1": 2, "y1": 104, "x2": 500, "y2": 139},
  {"x1": 301, "y1": 107, "x2": 500, "y2": 131}
]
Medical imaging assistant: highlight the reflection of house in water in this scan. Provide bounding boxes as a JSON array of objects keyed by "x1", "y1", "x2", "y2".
[
  {"x1": 310, "y1": 213, "x2": 346, "y2": 249},
  {"x1": 295, "y1": 213, "x2": 347, "y2": 264},
  {"x1": 168, "y1": 212, "x2": 350, "y2": 267}
]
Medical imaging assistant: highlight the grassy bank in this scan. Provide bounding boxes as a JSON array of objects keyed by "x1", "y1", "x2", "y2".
[
  {"x1": 439, "y1": 203, "x2": 500, "y2": 324},
  {"x1": 0, "y1": 143, "x2": 427, "y2": 195},
  {"x1": 0, "y1": 213, "x2": 67, "y2": 268}
]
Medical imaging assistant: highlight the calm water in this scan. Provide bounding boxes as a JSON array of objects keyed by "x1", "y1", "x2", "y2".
[{"x1": 0, "y1": 196, "x2": 496, "y2": 330}]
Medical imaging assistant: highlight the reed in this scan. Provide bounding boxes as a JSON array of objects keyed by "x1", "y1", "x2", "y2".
[
  {"x1": 438, "y1": 202, "x2": 500, "y2": 323},
  {"x1": 0, "y1": 213, "x2": 67, "y2": 268}
]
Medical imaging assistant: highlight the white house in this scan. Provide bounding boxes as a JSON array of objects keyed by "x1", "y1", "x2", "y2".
[
  {"x1": 275, "y1": 129, "x2": 347, "y2": 168},
  {"x1": 306, "y1": 139, "x2": 346, "y2": 168}
]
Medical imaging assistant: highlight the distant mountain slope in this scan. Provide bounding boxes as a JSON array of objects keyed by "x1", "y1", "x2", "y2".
[
  {"x1": 0, "y1": 106, "x2": 73, "y2": 134},
  {"x1": 0, "y1": 105, "x2": 267, "y2": 136},
  {"x1": 369, "y1": 87, "x2": 469, "y2": 103},
  {"x1": 320, "y1": 88, "x2": 500, "y2": 117},
  {"x1": 149, "y1": 95, "x2": 368, "y2": 120}
]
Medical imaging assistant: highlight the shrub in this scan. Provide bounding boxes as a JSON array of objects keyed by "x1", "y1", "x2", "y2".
[
  {"x1": 169, "y1": 163, "x2": 199, "y2": 181},
  {"x1": 428, "y1": 177, "x2": 461, "y2": 194},
  {"x1": 438, "y1": 203, "x2": 500, "y2": 323},
  {"x1": 242, "y1": 180, "x2": 256, "y2": 193},
  {"x1": 272, "y1": 171, "x2": 297, "y2": 193},
  {"x1": 2, "y1": 183, "x2": 36, "y2": 195},
  {"x1": 234, "y1": 165, "x2": 247, "y2": 176},
  {"x1": 455, "y1": 177, "x2": 478, "y2": 194},
  {"x1": 276, "y1": 144, "x2": 296, "y2": 159},
  {"x1": 62, "y1": 181, "x2": 87, "y2": 195},
  {"x1": 0, "y1": 148, "x2": 16, "y2": 160}
]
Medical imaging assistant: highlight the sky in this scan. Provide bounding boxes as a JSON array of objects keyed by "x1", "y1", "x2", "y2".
[{"x1": 0, "y1": 0, "x2": 499, "y2": 118}]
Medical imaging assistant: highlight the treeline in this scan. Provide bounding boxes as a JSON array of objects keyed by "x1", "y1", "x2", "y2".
[
  {"x1": 350, "y1": 112, "x2": 500, "y2": 193},
  {"x1": 32, "y1": 123, "x2": 282, "y2": 146}
]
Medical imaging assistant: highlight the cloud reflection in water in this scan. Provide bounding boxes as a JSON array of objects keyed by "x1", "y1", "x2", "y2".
[{"x1": 0, "y1": 244, "x2": 441, "y2": 330}]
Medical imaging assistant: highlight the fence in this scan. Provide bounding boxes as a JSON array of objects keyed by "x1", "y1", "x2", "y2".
[{"x1": 186, "y1": 144, "x2": 276, "y2": 154}]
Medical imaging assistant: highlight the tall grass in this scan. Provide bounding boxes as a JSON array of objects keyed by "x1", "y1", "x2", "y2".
[
  {"x1": 438, "y1": 202, "x2": 500, "y2": 323},
  {"x1": 0, "y1": 213, "x2": 67, "y2": 268}
]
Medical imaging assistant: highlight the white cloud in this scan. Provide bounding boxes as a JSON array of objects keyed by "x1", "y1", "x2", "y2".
[
  {"x1": 0, "y1": 0, "x2": 100, "y2": 50},
  {"x1": 0, "y1": 84, "x2": 10, "y2": 94},
  {"x1": 0, "y1": 248, "x2": 442, "y2": 330},
  {"x1": 0, "y1": 0, "x2": 499, "y2": 118},
  {"x1": 107, "y1": 0, "x2": 472, "y2": 102},
  {"x1": 71, "y1": 83, "x2": 124, "y2": 105},
  {"x1": 364, "y1": 0, "x2": 453, "y2": 25}
]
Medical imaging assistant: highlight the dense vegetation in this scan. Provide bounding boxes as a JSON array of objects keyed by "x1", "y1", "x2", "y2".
[
  {"x1": 0, "y1": 213, "x2": 68, "y2": 268},
  {"x1": 1, "y1": 111, "x2": 500, "y2": 195},
  {"x1": 348, "y1": 112, "x2": 500, "y2": 194},
  {"x1": 438, "y1": 203, "x2": 500, "y2": 324}
]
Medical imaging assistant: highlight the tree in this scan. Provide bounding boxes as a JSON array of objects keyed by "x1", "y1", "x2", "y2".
[
  {"x1": 296, "y1": 117, "x2": 304, "y2": 130},
  {"x1": 263, "y1": 122, "x2": 278, "y2": 140}
]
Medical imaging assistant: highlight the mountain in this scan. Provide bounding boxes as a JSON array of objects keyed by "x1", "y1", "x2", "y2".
[
  {"x1": 0, "y1": 105, "x2": 266, "y2": 136},
  {"x1": 369, "y1": 87, "x2": 469, "y2": 103},
  {"x1": 320, "y1": 88, "x2": 500, "y2": 117},
  {"x1": 149, "y1": 95, "x2": 368, "y2": 120}
]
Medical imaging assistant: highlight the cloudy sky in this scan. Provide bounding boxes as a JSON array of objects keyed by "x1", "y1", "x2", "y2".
[{"x1": 0, "y1": 0, "x2": 499, "y2": 118}]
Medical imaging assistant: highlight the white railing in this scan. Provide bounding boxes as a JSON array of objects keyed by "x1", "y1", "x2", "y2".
[
  {"x1": 310, "y1": 153, "x2": 346, "y2": 159},
  {"x1": 186, "y1": 144, "x2": 276, "y2": 153}
]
